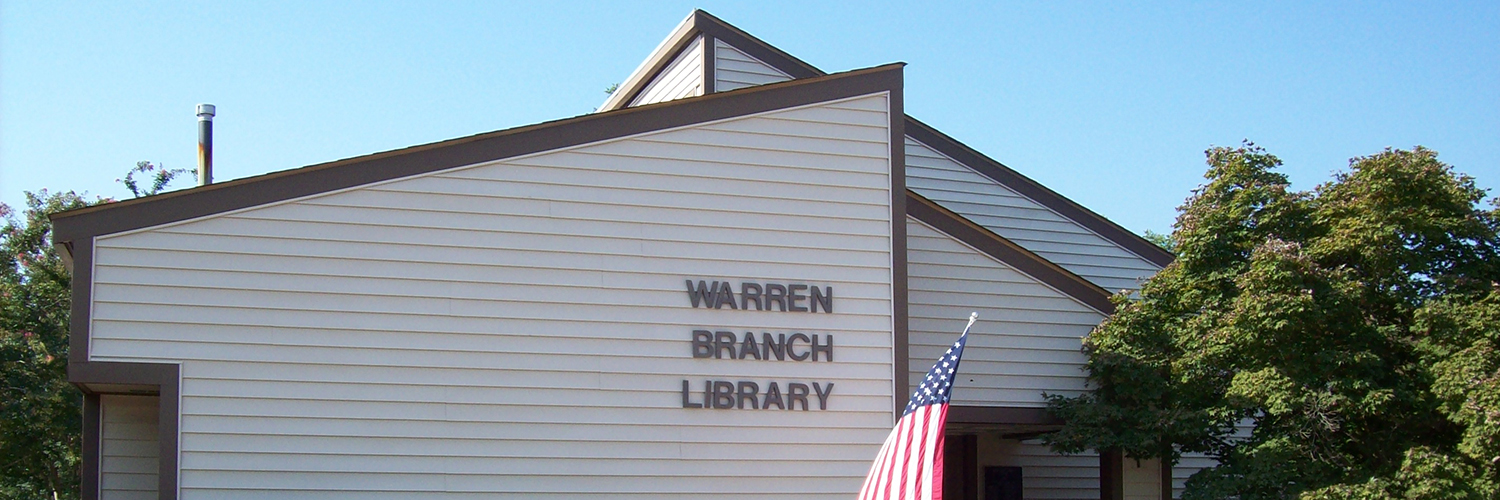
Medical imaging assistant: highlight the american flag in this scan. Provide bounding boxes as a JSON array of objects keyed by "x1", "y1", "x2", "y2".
[{"x1": 857, "y1": 312, "x2": 977, "y2": 500}]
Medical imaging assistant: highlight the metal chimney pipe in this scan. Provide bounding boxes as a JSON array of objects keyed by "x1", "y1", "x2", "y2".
[{"x1": 197, "y1": 103, "x2": 215, "y2": 186}]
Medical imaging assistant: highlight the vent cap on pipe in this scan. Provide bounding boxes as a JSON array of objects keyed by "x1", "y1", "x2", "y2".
[{"x1": 197, "y1": 103, "x2": 215, "y2": 186}]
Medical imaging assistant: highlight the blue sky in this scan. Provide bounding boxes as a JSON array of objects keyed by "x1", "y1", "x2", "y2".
[{"x1": 3, "y1": 1, "x2": 1496, "y2": 235}]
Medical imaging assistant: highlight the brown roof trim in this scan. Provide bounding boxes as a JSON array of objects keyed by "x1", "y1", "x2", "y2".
[
  {"x1": 630, "y1": 10, "x2": 1174, "y2": 267},
  {"x1": 598, "y1": 12, "x2": 701, "y2": 111},
  {"x1": 691, "y1": 10, "x2": 823, "y2": 79},
  {"x1": 597, "y1": 10, "x2": 824, "y2": 113},
  {"x1": 903, "y1": 118, "x2": 1176, "y2": 268},
  {"x1": 908, "y1": 190, "x2": 1117, "y2": 314},
  {"x1": 947, "y1": 405, "x2": 1062, "y2": 426},
  {"x1": 52, "y1": 63, "x2": 906, "y2": 244}
]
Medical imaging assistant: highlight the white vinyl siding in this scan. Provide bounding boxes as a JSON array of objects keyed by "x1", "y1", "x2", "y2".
[
  {"x1": 907, "y1": 219, "x2": 1104, "y2": 407},
  {"x1": 905, "y1": 136, "x2": 1161, "y2": 293},
  {"x1": 980, "y1": 436, "x2": 1100, "y2": 500},
  {"x1": 1173, "y1": 455, "x2": 1218, "y2": 499},
  {"x1": 88, "y1": 94, "x2": 896, "y2": 498},
  {"x1": 629, "y1": 36, "x2": 704, "y2": 107},
  {"x1": 1124, "y1": 457, "x2": 1163, "y2": 500},
  {"x1": 714, "y1": 39, "x2": 792, "y2": 92},
  {"x1": 1171, "y1": 421, "x2": 1251, "y2": 498},
  {"x1": 101, "y1": 395, "x2": 159, "y2": 500}
]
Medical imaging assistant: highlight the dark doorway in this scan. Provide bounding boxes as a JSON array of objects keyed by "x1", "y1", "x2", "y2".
[
  {"x1": 984, "y1": 466, "x2": 1023, "y2": 500},
  {"x1": 943, "y1": 434, "x2": 978, "y2": 500}
]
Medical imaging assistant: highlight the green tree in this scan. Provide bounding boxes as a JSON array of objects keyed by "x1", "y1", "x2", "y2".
[
  {"x1": 118, "y1": 161, "x2": 190, "y2": 198},
  {"x1": 1045, "y1": 144, "x2": 1500, "y2": 498},
  {"x1": 1, "y1": 191, "x2": 97, "y2": 500},
  {"x1": 1142, "y1": 230, "x2": 1176, "y2": 252}
]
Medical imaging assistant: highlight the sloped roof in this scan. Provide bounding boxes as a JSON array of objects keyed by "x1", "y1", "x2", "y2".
[
  {"x1": 609, "y1": 10, "x2": 1175, "y2": 269},
  {"x1": 51, "y1": 63, "x2": 903, "y2": 246},
  {"x1": 598, "y1": 10, "x2": 823, "y2": 112}
]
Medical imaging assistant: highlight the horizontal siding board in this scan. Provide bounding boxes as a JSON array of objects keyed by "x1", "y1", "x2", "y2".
[
  {"x1": 91, "y1": 96, "x2": 896, "y2": 497},
  {"x1": 179, "y1": 469, "x2": 861, "y2": 493},
  {"x1": 177, "y1": 397, "x2": 893, "y2": 429},
  {"x1": 179, "y1": 415, "x2": 890, "y2": 443},
  {"x1": 173, "y1": 492, "x2": 860, "y2": 499},
  {"x1": 95, "y1": 316, "x2": 895, "y2": 352},
  {"x1": 95, "y1": 244, "x2": 893, "y2": 286},
  {"x1": 219, "y1": 204, "x2": 889, "y2": 254},
  {"x1": 93, "y1": 339, "x2": 893, "y2": 382},
  {"x1": 374, "y1": 176, "x2": 889, "y2": 220},
  {"x1": 101, "y1": 456, "x2": 158, "y2": 474},
  {"x1": 632, "y1": 127, "x2": 889, "y2": 159},
  {"x1": 505, "y1": 148, "x2": 891, "y2": 186},
  {"x1": 168, "y1": 360, "x2": 884, "y2": 400},
  {"x1": 93, "y1": 269, "x2": 892, "y2": 315},
  {"x1": 181, "y1": 432, "x2": 882, "y2": 461},
  {"x1": 94, "y1": 265, "x2": 893, "y2": 305},
  {"x1": 181, "y1": 452, "x2": 873, "y2": 479},
  {"x1": 92, "y1": 307, "x2": 894, "y2": 353},
  {"x1": 700, "y1": 117, "x2": 888, "y2": 143}
]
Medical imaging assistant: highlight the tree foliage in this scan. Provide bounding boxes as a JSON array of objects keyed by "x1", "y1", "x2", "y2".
[
  {"x1": 118, "y1": 161, "x2": 190, "y2": 198},
  {"x1": 1, "y1": 191, "x2": 98, "y2": 500},
  {"x1": 1045, "y1": 144, "x2": 1500, "y2": 498}
]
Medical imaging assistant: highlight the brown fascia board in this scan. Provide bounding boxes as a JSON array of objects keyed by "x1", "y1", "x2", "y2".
[
  {"x1": 50, "y1": 62, "x2": 906, "y2": 247},
  {"x1": 907, "y1": 189, "x2": 1116, "y2": 315},
  {"x1": 903, "y1": 118, "x2": 1176, "y2": 268},
  {"x1": 610, "y1": 10, "x2": 1175, "y2": 267},
  {"x1": 947, "y1": 405, "x2": 1061, "y2": 426},
  {"x1": 598, "y1": 9, "x2": 824, "y2": 112}
]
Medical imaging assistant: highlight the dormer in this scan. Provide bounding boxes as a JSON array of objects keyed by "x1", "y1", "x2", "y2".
[{"x1": 598, "y1": 10, "x2": 821, "y2": 111}]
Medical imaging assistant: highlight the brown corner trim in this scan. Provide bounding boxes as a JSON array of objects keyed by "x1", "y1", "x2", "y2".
[
  {"x1": 52, "y1": 63, "x2": 906, "y2": 244},
  {"x1": 73, "y1": 362, "x2": 181, "y2": 500},
  {"x1": 888, "y1": 71, "x2": 909, "y2": 418},
  {"x1": 68, "y1": 238, "x2": 92, "y2": 362},
  {"x1": 1101, "y1": 448, "x2": 1125, "y2": 500},
  {"x1": 903, "y1": 118, "x2": 1176, "y2": 268},
  {"x1": 947, "y1": 405, "x2": 1061, "y2": 425},
  {"x1": 81, "y1": 393, "x2": 100, "y2": 500},
  {"x1": 701, "y1": 35, "x2": 716, "y2": 94},
  {"x1": 907, "y1": 190, "x2": 1117, "y2": 314}
]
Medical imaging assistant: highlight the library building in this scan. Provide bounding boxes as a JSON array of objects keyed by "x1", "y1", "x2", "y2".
[{"x1": 54, "y1": 10, "x2": 1203, "y2": 500}]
